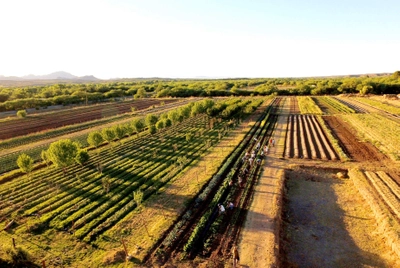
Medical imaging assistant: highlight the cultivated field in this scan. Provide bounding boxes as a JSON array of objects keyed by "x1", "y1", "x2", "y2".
[{"x1": 0, "y1": 95, "x2": 400, "y2": 267}]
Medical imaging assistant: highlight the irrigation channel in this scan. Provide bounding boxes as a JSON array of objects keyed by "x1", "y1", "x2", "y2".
[{"x1": 145, "y1": 97, "x2": 284, "y2": 265}]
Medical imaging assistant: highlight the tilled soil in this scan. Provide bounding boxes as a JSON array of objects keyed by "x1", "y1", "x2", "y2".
[{"x1": 323, "y1": 115, "x2": 386, "y2": 162}]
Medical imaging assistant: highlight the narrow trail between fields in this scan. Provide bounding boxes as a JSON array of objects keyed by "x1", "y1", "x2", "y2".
[{"x1": 237, "y1": 99, "x2": 288, "y2": 268}]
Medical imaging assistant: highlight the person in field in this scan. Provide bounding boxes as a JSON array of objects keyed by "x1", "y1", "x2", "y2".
[
  {"x1": 228, "y1": 201, "x2": 234, "y2": 210},
  {"x1": 218, "y1": 203, "x2": 225, "y2": 215}
]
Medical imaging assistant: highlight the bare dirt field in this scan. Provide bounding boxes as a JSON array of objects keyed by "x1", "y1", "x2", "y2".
[{"x1": 281, "y1": 166, "x2": 400, "y2": 268}]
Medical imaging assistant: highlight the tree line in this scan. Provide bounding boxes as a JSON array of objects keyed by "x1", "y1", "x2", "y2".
[{"x1": 1, "y1": 72, "x2": 399, "y2": 112}]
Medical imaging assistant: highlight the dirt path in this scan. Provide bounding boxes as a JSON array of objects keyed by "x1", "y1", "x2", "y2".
[{"x1": 237, "y1": 100, "x2": 288, "y2": 267}]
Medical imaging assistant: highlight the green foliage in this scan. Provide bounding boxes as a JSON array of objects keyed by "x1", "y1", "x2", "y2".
[
  {"x1": 87, "y1": 131, "x2": 104, "y2": 148},
  {"x1": 134, "y1": 88, "x2": 147, "y2": 98},
  {"x1": 101, "y1": 127, "x2": 116, "y2": 143},
  {"x1": 164, "y1": 118, "x2": 172, "y2": 127},
  {"x1": 47, "y1": 139, "x2": 79, "y2": 170},
  {"x1": 133, "y1": 190, "x2": 144, "y2": 207},
  {"x1": 156, "y1": 120, "x2": 165, "y2": 131},
  {"x1": 41, "y1": 150, "x2": 50, "y2": 166},
  {"x1": 17, "y1": 153, "x2": 33, "y2": 175},
  {"x1": 186, "y1": 132, "x2": 193, "y2": 142},
  {"x1": 75, "y1": 149, "x2": 90, "y2": 166},
  {"x1": 3, "y1": 245, "x2": 32, "y2": 266},
  {"x1": 145, "y1": 114, "x2": 158, "y2": 126},
  {"x1": 131, "y1": 118, "x2": 145, "y2": 134},
  {"x1": 148, "y1": 125, "x2": 157, "y2": 134},
  {"x1": 113, "y1": 125, "x2": 126, "y2": 140},
  {"x1": 16, "y1": 109, "x2": 27, "y2": 118}
]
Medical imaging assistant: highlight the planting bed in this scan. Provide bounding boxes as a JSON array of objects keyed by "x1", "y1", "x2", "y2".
[
  {"x1": 322, "y1": 115, "x2": 386, "y2": 162},
  {"x1": 284, "y1": 115, "x2": 338, "y2": 160},
  {"x1": 0, "y1": 98, "x2": 178, "y2": 140}
]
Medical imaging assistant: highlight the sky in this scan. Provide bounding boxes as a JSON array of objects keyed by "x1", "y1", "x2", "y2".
[{"x1": 0, "y1": 0, "x2": 399, "y2": 79}]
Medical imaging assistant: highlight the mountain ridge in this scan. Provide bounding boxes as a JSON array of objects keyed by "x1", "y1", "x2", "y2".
[{"x1": 0, "y1": 71, "x2": 100, "y2": 81}]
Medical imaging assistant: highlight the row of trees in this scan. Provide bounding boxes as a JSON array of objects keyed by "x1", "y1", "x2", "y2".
[
  {"x1": 17, "y1": 139, "x2": 89, "y2": 177},
  {"x1": 17, "y1": 98, "x2": 257, "y2": 176}
]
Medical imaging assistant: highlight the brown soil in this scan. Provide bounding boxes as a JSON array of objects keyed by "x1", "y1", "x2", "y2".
[
  {"x1": 323, "y1": 115, "x2": 386, "y2": 162},
  {"x1": 281, "y1": 167, "x2": 400, "y2": 267},
  {"x1": 0, "y1": 98, "x2": 178, "y2": 140}
]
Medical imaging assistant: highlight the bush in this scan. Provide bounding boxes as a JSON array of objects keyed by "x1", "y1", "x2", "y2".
[{"x1": 17, "y1": 110, "x2": 27, "y2": 118}]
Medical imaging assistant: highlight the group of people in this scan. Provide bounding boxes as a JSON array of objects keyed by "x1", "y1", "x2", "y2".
[{"x1": 218, "y1": 201, "x2": 234, "y2": 215}]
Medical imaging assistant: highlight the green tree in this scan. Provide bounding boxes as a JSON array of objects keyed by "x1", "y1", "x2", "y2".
[
  {"x1": 145, "y1": 114, "x2": 158, "y2": 126},
  {"x1": 17, "y1": 153, "x2": 34, "y2": 178},
  {"x1": 87, "y1": 131, "x2": 104, "y2": 148},
  {"x1": 47, "y1": 139, "x2": 79, "y2": 175},
  {"x1": 75, "y1": 149, "x2": 90, "y2": 166},
  {"x1": 101, "y1": 127, "x2": 116, "y2": 143},
  {"x1": 392, "y1": 71, "x2": 400, "y2": 79},
  {"x1": 17, "y1": 110, "x2": 27, "y2": 118},
  {"x1": 113, "y1": 125, "x2": 126, "y2": 141},
  {"x1": 164, "y1": 118, "x2": 172, "y2": 127},
  {"x1": 41, "y1": 150, "x2": 50, "y2": 166},
  {"x1": 360, "y1": 85, "x2": 373, "y2": 95},
  {"x1": 156, "y1": 120, "x2": 164, "y2": 132},
  {"x1": 131, "y1": 118, "x2": 145, "y2": 136},
  {"x1": 167, "y1": 110, "x2": 180, "y2": 125},
  {"x1": 134, "y1": 88, "x2": 147, "y2": 98},
  {"x1": 148, "y1": 125, "x2": 157, "y2": 134}
]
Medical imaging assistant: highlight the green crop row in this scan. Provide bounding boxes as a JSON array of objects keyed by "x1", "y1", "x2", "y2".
[{"x1": 297, "y1": 96, "x2": 323, "y2": 115}]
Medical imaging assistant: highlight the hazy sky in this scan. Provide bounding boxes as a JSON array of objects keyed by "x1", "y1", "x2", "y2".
[{"x1": 1, "y1": 0, "x2": 399, "y2": 79}]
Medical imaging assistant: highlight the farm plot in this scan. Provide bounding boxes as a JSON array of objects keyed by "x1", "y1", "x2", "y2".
[
  {"x1": 334, "y1": 97, "x2": 368, "y2": 113},
  {"x1": 322, "y1": 116, "x2": 386, "y2": 162},
  {"x1": 297, "y1": 96, "x2": 323, "y2": 115},
  {"x1": 364, "y1": 171, "x2": 400, "y2": 220},
  {"x1": 288, "y1": 96, "x2": 300, "y2": 114},
  {"x1": 144, "y1": 98, "x2": 281, "y2": 265},
  {"x1": 0, "y1": 99, "x2": 192, "y2": 175},
  {"x1": 312, "y1": 96, "x2": 355, "y2": 115},
  {"x1": 0, "y1": 97, "x2": 267, "y2": 267},
  {"x1": 354, "y1": 97, "x2": 400, "y2": 115},
  {"x1": 340, "y1": 113, "x2": 400, "y2": 161},
  {"x1": 281, "y1": 167, "x2": 400, "y2": 267},
  {"x1": 284, "y1": 114, "x2": 338, "y2": 160},
  {"x1": 0, "y1": 98, "x2": 178, "y2": 140}
]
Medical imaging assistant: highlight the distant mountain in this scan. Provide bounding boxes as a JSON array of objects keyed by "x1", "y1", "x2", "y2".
[{"x1": 0, "y1": 71, "x2": 100, "y2": 81}]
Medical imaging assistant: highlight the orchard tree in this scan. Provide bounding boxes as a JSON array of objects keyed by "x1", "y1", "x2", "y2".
[
  {"x1": 75, "y1": 149, "x2": 90, "y2": 166},
  {"x1": 156, "y1": 120, "x2": 164, "y2": 132},
  {"x1": 167, "y1": 110, "x2": 180, "y2": 125},
  {"x1": 87, "y1": 131, "x2": 104, "y2": 148},
  {"x1": 145, "y1": 114, "x2": 158, "y2": 126},
  {"x1": 148, "y1": 125, "x2": 156, "y2": 135},
  {"x1": 17, "y1": 153, "x2": 33, "y2": 178},
  {"x1": 101, "y1": 127, "x2": 115, "y2": 144},
  {"x1": 131, "y1": 118, "x2": 145, "y2": 136},
  {"x1": 47, "y1": 139, "x2": 79, "y2": 175},
  {"x1": 113, "y1": 125, "x2": 126, "y2": 141},
  {"x1": 164, "y1": 118, "x2": 172, "y2": 127}
]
